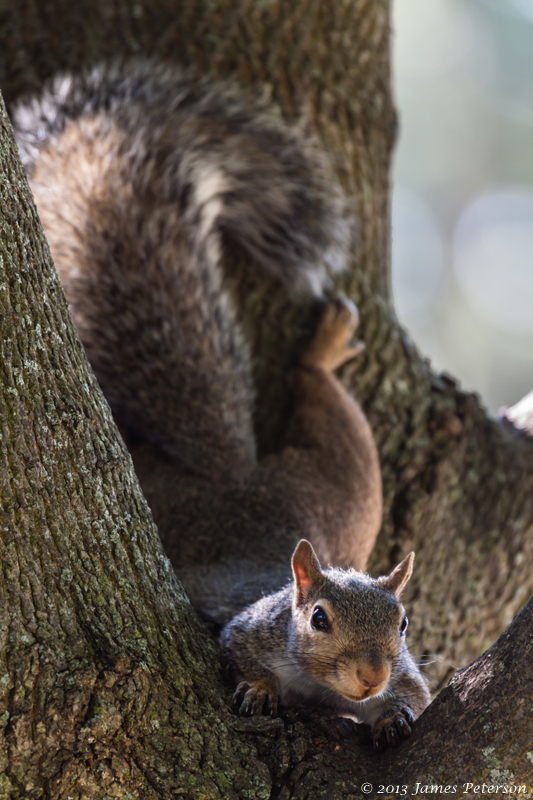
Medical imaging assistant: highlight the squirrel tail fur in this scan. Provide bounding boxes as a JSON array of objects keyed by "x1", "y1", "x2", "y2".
[{"x1": 13, "y1": 61, "x2": 351, "y2": 475}]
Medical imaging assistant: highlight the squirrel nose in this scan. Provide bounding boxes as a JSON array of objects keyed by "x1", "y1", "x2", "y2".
[
  {"x1": 359, "y1": 676, "x2": 379, "y2": 690},
  {"x1": 356, "y1": 669, "x2": 384, "y2": 691}
]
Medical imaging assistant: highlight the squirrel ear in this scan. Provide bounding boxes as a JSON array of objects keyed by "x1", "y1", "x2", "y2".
[
  {"x1": 291, "y1": 540, "x2": 323, "y2": 606},
  {"x1": 379, "y1": 552, "x2": 415, "y2": 599}
]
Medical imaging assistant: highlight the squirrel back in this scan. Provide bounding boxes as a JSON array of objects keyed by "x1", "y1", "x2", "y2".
[{"x1": 13, "y1": 60, "x2": 349, "y2": 479}]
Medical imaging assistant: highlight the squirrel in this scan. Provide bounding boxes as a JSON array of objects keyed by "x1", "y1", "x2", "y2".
[
  {"x1": 12, "y1": 59, "x2": 430, "y2": 749},
  {"x1": 221, "y1": 540, "x2": 430, "y2": 750}
]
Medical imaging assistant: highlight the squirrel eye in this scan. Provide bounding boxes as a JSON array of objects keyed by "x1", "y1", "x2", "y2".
[
  {"x1": 399, "y1": 615, "x2": 408, "y2": 636},
  {"x1": 311, "y1": 606, "x2": 329, "y2": 631}
]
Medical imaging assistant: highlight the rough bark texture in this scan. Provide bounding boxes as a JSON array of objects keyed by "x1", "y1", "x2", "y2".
[
  {"x1": 0, "y1": 0, "x2": 533, "y2": 797},
  {"x1": 0, "y1": 91, "x2": 245, "y2": 798}
]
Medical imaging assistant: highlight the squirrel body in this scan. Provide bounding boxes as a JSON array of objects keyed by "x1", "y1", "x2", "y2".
[{"x1": 13, "y1": 60, "x2": 429, "y2": 748}]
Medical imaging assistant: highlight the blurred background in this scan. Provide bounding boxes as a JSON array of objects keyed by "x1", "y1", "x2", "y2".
[{"x1": 391, "y1": 0, "x2": 533, "y2": 415}]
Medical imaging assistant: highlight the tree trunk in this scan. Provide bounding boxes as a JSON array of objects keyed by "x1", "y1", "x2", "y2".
[{"x1": 1, "y1": 0, "x2": 533, "y2": 797}]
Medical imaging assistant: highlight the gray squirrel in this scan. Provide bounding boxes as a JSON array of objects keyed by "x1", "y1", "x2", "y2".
[
  {"x1": 13, "y1": 60, "x2": 430, "y2": 749},
  {"x1": 221, "y1": 540, "x2": 430, "y2": 750}
]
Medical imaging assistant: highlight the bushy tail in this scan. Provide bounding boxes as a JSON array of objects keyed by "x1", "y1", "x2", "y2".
[{"x1": 13, "y1": 60, "x2": 352, "y2": 475}]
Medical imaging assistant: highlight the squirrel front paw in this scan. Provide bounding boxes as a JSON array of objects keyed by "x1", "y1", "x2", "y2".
[
  {"x1": 233, "y1": 679, "x2": 279, "y2": 717},
  {"x1": 372, "y1": 708, "x2": 415, "y2": 751},
  {"x1": 300, "y1": 297, "x2": 364, "y2": 372}
]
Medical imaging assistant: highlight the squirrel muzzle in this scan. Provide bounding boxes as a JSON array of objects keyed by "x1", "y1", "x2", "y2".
[{"x1": 333, "y1": 660, "x2": 392, "y2": 702}]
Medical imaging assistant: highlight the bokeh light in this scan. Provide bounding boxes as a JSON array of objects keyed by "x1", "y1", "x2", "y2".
[
  {"x1": 453, "y1": 190, "x2": 533, "y2": 334},
  {"x1": 392, "y1": 0, "x2": 533, "y2": 413},
  {"x1": 392, "y1": 187, "x2": 445, "y2": 320}
]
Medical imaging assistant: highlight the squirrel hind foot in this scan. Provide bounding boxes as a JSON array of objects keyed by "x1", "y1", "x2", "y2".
[{"x1": 300, "y1": 297, "x2": 364, "y2": 372}]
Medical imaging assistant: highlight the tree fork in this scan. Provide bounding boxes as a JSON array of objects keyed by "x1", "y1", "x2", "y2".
[
  {"x1": 1, "y1": 97, "x2": 533, "y2": 790},
  {"x1": 3, "y1": 0, "x2": 530, "y2": 689},
  {"x1": 0, "y1": 0, "x2": 533, "y2": 795}
]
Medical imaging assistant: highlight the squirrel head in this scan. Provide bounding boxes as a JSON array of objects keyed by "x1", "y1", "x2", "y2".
[{"x1": 289, "y1": 539, "x2": 414, "y2": 703}]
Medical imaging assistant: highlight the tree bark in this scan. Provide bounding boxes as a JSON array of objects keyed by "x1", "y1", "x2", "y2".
[
  {"x1": 0, "y1": 0, "x2": 533, "y2": 797},
  {"x1": 0, "y1": 89, "x2": 249, "y2": 798}
]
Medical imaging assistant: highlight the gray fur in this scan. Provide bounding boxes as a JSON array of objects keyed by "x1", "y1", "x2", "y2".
[{"x1": 14, "y1": 60, "x2": 350, "y2": 294}]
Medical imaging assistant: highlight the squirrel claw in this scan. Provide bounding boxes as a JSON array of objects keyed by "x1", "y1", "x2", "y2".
[
  {"x1": 233, "y1": 680, "x2": 279, "y2": 717},
  {"x1": 372, "y1": 709, "x2": 414, "y2": 751}
]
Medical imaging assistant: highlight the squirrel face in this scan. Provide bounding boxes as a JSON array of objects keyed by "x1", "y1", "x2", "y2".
[{"x1": 289, "y1": 540, "x2": 414, "y2": 704}]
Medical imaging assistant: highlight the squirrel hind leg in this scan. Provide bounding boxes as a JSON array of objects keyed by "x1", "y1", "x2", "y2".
[{"x1": 252, "y1": 297, "x2": 382, "y2": 571}]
